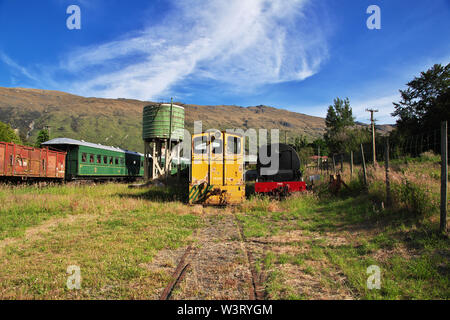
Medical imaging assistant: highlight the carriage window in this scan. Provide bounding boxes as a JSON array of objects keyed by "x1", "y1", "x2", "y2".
[
  {"x1": 90, "y1": 154, "x2": 94, "y2": 163},
  {"x1": 103, "y1": 156, "x2": 107, "y2": 164},
  {"x1": 141, "y1": 160, "x2": 144, "y2": 167},
  {"x1": 120, "y1": 158, "x2": 125, "y2": 165},
  {"x1": 227, "y1": 136, "x2": 241, "y2": 154},
  {"x1": 115, "y1": 158, "x2": 119, "y2": 165},
  {"x1": 81, "y1": 153, "x2": 87, "y2": 162},
  {"x1": 97, "y1": 155, "x2": 101, "y2": 163},
  {"x1": 211, "y1": 136, "x2": 223, "y2": 154},
  {"x1": 109, "y1": 157, "x2": 113, "y2": 165},
  {"x1": 193, "y1": 136, "x2": 208, "y2": 154}
]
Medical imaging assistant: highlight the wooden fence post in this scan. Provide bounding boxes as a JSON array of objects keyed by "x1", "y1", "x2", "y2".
[
  {"x1": 385, "y1": 138, "x2": 391, "y2": 207},
  {"x1": 361, "y1": 144, "x2": 367, "y2": 187},
  {"x1": 318, "y1": 146, "x2": 320, "y2": 172},
  {"x1": 332, "y1": 154, "x2": 336, "y2": 173},
  {"x1": 340, "y1": 154, "x2": 344, "y2": 173},
  {"x1": 441, "y1": 121, "x2": 448, "y2": 234},
  {"x1": 350, "y1": 151, "x2": 353, "y2": 179}
]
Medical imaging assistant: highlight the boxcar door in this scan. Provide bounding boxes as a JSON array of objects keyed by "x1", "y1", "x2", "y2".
[
  {"x1": 14, "y1": 145, "x2": 27, "y2": 176},
  {"x1": 30, "y1": 148, "x2": 40, "y2": 177},
  {"x1": 224, "y1": 133, "x2": 244, "y2": 186},
  {"x1": 191, "y1": 133, "x2": 209, "y2": 185}
]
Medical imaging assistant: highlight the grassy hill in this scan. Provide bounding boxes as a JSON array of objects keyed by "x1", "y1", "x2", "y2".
[{"x1": 0, "y1": 87, "x2": 393, "y2": 153}]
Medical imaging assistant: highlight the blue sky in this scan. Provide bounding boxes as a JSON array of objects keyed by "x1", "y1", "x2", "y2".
[{"x1": 0, "y1": 0, "x2": 449, "y2": 124}]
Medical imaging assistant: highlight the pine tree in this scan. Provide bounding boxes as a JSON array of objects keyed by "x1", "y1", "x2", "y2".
[{"x1": 35, "y1": 129, "x2": 50, "y2": 147}]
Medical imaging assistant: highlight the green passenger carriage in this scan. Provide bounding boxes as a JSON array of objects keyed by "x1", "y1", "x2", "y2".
[{"x1": 42, "y1": 138, "x2": 144, "y2": 180}]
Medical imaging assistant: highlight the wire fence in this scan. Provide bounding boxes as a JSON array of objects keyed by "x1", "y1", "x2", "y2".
[
  {"x1": 306, "y1": 127, "x2": 449, "y2": 171},
  {"x1": 305, "y1": 122, "x2": 448, "y2": 233}
]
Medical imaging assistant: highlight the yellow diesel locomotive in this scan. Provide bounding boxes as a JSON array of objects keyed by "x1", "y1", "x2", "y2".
[{"x1": 189, "y1": 131, "x2": 245, "y2": 205}]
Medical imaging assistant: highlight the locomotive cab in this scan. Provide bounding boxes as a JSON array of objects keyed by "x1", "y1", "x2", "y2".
[
  {"x1": 189, "y1": 131, "x2": 245, "y2": 205},
  {"x1": 255, "y1": 143, "x2": 306, "y2": 195}
]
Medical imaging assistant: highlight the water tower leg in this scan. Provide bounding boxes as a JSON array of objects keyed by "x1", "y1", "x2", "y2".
[
  {"x1": 164, "y1": 139, "x2": 169, "y2": 179},
  {"x1": 152, "y1": 141, "x2": 157, "y2": 180},
  {"x1": 144, "y1": 141, "x2": 149, "y2": 181},
  {"x1": 177, "y1": 143, "x2": 181, "y2": 181}
]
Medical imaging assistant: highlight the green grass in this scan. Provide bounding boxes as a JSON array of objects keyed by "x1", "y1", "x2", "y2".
[
  {"x1": 0, "y1": 183, "x2": 201, "y2": 299},
  {"x1": 237, "y1": 161, "x2": 449, "y2": 300},
  {"x1": 0, "y1": 153, "x2": 448, "y2": 300}
]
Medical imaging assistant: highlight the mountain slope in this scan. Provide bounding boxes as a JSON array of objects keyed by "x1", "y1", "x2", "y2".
[{"x1": 0, "y1": 87, "x2": 393, "y2": 153}]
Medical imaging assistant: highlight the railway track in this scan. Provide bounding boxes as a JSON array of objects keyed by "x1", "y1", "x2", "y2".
[
  {"x1": 235, "y1": 215, "x2": 266, "y2": 300},
  {"x1": 159, "y1": 214, "x2": 267, "y2": 300},
  {"x1": 160, "y1": 245, "x2": 195, "y2": 300}
]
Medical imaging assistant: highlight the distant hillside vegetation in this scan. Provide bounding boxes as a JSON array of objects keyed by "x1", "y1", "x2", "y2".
[{"x1": 0, "y1": 87, "x2": 393, "y2": 153}]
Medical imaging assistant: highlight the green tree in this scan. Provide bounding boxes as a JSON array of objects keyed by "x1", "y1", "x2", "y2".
[
  {"x1": 310, "y1": 138, "x2": 329, "y2": 156},
  {"x1": 292, "y1": 135, "x2": 308, "y2": 152},
  {"x1": 0, "y1": 121, "x2": 21, "y2": 144},
  {"x1": 35, "y1": 129, "x2": 50, "y2": 147},
  {"x1": 324, "y1": 97, "x2": 355, "y2": 153},
  {"x1": 392, "y1": 63, "x2": 449, "y2": 136}
]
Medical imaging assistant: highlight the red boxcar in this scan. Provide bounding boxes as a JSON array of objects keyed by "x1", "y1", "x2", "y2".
[{"x1": 0, "y1": 141, "x2": 66, "y2": 180}]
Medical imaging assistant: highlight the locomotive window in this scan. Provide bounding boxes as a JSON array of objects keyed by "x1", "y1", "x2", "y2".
[
  {"x1": 211, "y1": 136, "x2": 223, "y2": 154},
  {"x1": 103, "y1": 156, "x2": 107, "y2": 164},
  {"x1": 227, "y1": 136, "x2": 241, "y2": 154},
  {"x1": 90, "y1": 154, "x2": 94, "y2": 163},
  {"x1": 81, "y1": 153, "x2": 87, "y2": 162},
  {"x1": 97, "y1": 155, "x2": 101, "y2": 163},
  {"x1": 193, "y1": 136, "x2": 208, "y2": 154},
  {"x1": 115, "y1": 158, "x2": 119, "y2": 165}
]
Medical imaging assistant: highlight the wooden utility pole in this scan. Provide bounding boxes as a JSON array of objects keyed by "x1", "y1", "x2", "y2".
[
  {"x1": 366, "y1": 108, "x2": 379, "y2": 166},
  {"x1": 441, "y1": 121, "x2": 448, "y2": 234}
]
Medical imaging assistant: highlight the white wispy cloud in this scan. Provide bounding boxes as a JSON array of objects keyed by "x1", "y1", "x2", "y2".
[
  {"x1": 60, "y1": 0, "x2": 328, "y2": 100},
  {"x1": 0, "y1": 52, "x2": 38, "y2": 82}
]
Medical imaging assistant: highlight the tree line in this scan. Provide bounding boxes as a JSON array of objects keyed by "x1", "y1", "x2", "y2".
[
  {"x1": 0, "y1": 121, "x2": 49, "y2": 148},
  {"x1": 290, "y1": 62, "x2": 449, "y2": 159}
]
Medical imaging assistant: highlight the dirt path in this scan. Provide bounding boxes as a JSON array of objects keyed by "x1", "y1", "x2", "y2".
[{"x1": 169, "y1": 214, "x2": 254, "y2": 300}]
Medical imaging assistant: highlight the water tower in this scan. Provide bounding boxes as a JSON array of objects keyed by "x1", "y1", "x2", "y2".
[{"x1": 142, "y1": 100, "x2": 185, "y2": 181}]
